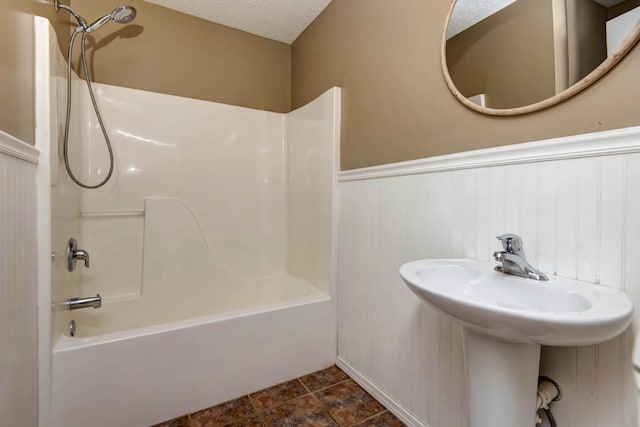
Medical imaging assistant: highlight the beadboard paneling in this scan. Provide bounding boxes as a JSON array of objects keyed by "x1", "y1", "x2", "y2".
[
  {"x1": 0, "y1": 132, "x2": 38, "y2": 427},
  {"x1": 337, "y1": 128, "x2": 640, "y2": 427}
]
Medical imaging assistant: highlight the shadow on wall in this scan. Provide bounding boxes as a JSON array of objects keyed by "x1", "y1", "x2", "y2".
[{"x1": 79, "y1": 25, "x2": 144, "y2": 78}]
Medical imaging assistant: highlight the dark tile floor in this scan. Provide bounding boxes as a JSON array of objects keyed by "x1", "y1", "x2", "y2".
[{"x1": 152, "y1": 366, "x2": 405, "y2": 427}]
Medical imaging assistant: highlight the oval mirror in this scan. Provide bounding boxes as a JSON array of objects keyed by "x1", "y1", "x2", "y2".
[{"x1": 442, "y1": 0, "x2": 640, "y2": 115}]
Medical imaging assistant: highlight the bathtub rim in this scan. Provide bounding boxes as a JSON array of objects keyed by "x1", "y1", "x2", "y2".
[{"x1": 53, "y1": 285, "x2": 330, "y2": 351}]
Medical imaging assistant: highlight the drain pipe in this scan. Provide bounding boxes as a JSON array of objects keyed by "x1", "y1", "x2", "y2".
[{"x1": 535, "y1": 377, "x2": 561, "y2": 426}]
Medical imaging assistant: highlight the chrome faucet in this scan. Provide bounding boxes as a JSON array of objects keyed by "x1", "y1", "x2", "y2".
[
  {"x1": 52, "y1": 294, "x2": 102, "y2": 311},
  {"x1": 493, "y1": 234, "x2": 548, "y2": 281}
]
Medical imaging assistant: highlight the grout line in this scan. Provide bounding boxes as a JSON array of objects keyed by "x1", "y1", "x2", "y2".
[
  {"x1": 309, "y1": 378, "x2": 353, "y2": 395},
  {"x1": 298, "y1": 377, "x2": 312, "y2": 394},
  {"x1": 309, "y1": 392, "x2": 342, "y2": 426},
  {"x1": 336, "y1": 357, "x2": 424, "y2": 427},
  {"x1": 349, "y1": 410, "x2": 390, "y2": 427},
  {"x1": 250, "y1": 375, "x2": 350, "y2": 414},
  {"x1": 255, "y1": 389, "x2": 318, "y2": 416},
  {"x1": 312, "y1": 378, "x2": 390, "y2": 427},
  {"x1": 250, "y1": 377, "x2": 322, "y2": 413},
  {"x1": 247, "y1": 393, "x2": 260, "y2": 414}
]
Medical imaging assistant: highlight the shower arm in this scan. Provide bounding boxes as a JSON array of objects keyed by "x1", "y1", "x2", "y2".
[{"x1": 54, "y1": 0, "x2": 88, "y2": 30}]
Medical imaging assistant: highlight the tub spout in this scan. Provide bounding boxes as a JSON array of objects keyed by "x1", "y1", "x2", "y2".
[{"x1": 52, "y1": 294, "x2": 102, "y2": 311}]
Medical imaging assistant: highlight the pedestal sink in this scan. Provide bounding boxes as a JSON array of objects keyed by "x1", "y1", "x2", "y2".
[{"x1": 399, "y1": 259, "x2": 633, "y2": 427}]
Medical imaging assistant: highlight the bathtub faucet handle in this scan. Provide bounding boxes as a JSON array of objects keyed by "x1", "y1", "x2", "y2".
[{"x1": 67, "y1": 238, "x2": 90, "y2": 271}]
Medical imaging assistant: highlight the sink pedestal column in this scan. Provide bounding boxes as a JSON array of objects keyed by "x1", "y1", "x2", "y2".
[{"x1": 462, "y1": 327, "x2": 541, "y2": 427}]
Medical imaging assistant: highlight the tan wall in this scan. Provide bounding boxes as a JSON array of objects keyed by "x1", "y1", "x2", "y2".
[
  {"x1": 446, "y1": 0, "x2": 556, "y2": 109},
  {"x1": 0, "y1": 0, "x2": 36, "y2": 144},
  {"x1": 34, "y1": 1, "x2": 73, "y2": 58},
  {"x1": 291, "y1": 0, "x2": 640, "y2": 170},
  {"x1": 71, "y1": 0, "x2": 291, "y2": 112},
  {"x1": 0, "y1": 1, "x2": 69, "y2": 145}
]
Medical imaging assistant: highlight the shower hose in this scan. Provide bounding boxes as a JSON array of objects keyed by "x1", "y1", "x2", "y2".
[
  {"x1": 543, "y1": 407, "x2": 557, "y2": 427},
  {"x1": 62, "y1": 26, "x2": 114, "y2": 189}
]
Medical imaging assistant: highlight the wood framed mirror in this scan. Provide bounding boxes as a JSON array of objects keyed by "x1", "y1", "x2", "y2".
[{"x1": 441, "y1": 0, "x2": 640, "y2": 115}]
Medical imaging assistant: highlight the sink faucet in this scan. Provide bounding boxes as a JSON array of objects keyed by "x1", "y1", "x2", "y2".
[{"x1": 493, "y1": 234, "x2": 548, "y2": 281}]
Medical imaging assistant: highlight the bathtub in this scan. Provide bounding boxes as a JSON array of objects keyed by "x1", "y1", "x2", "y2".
[
  {"x1": 49, "y1": 197, "x2": 338, "y2": 427},
  {"x1": 50, "y1": 280, "x2": 336, "y2": 427},
  {"x1": 44, "y1": 83, "x2": 340, "y2": 426},
  {"x1": 38, "y1": 18, "x2": 341, "y2": 426}
]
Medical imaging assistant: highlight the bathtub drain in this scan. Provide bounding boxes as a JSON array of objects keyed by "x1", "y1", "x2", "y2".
[{"x1": 69, "y1": 320, "x2": 76, "y2": 337}]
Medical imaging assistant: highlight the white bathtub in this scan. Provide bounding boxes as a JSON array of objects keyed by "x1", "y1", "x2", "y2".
[
  {"x1": 50, "y1": 280, "x2": 335, "y2": 427},
  {"x1": 49, "y1": 196, "x2": 338, "y2": 427},
  {"x1": 38, "y1": 18, "x2": 341, "y2": 426}
]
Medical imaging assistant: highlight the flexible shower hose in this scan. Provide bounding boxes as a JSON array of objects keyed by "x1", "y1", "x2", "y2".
[
  {"x1": 62, "y1": 26, "x2": 115, "y2": 189},
  {"x1": 542, "y1": 407, "x2": 557, "y2": 427}
]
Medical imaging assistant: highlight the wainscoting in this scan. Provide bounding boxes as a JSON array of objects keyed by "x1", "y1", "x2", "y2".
[
  {"x1": 337, "y1": 126, "x2": 640, "y2": 427},
  {"x1": 0, "y1": 131, "x2": 39, "y2": 427}
]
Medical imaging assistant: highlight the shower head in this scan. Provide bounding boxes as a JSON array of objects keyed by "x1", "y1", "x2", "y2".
[
  {"x1": 111, "y1": 5, "x2": 137, "y2": 24},
  {"x1": 86, "y1": 5, "x2": 137, "y2": 33}
]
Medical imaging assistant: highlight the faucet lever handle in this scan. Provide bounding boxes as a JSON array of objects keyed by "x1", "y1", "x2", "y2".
[
  {"x1": 67, "y1": 238, "x2": 90, "y2": 271},
  {"x1": 496, "y1": 233, "x2": 522, "y2": 253}
]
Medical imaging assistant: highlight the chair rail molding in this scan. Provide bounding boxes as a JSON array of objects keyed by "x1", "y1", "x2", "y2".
[
  {"x1": 339, "y1": 126, "x2": 640, "y2": 181},
  {"x1": 0, "y1": 130, "x2": 40, "y2": 164}
]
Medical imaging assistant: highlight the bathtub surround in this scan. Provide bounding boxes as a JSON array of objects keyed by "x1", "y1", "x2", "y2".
[
  {"x1": 337, "y1": 126, "x2": 640, "y2": 427},
  {"x1": 69, "y1": 83, "x2": 338, "y2": 323},
  {"x1": 37, "y1": 18, "x2": 340, "y2": 427}
]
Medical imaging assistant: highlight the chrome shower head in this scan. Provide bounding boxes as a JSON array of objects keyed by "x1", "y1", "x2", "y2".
[
  {"x1": 86, "y1": 5, "x2": 137, "y2": 33},
  {"x1": 111, "y1": 5, "x2": 137, "y2": 24}
]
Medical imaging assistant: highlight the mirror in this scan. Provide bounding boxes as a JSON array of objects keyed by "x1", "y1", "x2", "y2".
[{"x1": 442, "y1": 0, "x2": 640, "y2": 115}]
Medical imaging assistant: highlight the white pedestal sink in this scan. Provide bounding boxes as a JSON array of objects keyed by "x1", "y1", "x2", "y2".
[{"x1": 399, "y1": 259, "x2": 633, "y2": 427}]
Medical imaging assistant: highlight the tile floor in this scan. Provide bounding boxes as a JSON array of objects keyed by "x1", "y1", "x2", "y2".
[{"x1": 152, "y1": 366, "x2": 405, "y2": 427}]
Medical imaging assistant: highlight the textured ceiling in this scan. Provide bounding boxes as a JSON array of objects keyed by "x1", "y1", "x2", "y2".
[
  {"x1": 446, "y1": 0, "x2": 629, "y2": 40},
  {"x1": 446, "y1": 0, "x2": 517, "y2": 40},
  {"x1": 144, "y1": 0, "x2": 332, "y2": 44}
]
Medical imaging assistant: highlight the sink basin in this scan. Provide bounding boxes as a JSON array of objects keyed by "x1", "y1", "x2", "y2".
[
  {"x1": 400, "y1": 259, "x2": 633, "y2": 346},
  {"x1": 400, "y1": 258, "x2": 634, "y2": 427}
]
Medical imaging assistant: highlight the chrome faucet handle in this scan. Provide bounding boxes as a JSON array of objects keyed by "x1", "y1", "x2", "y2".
[
  {"x1": 67, "y1": 238, "x2": 90, "y2": 271},
  {"x1": 496, "y1": 234, "x2": 522, "y2": 253}
]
